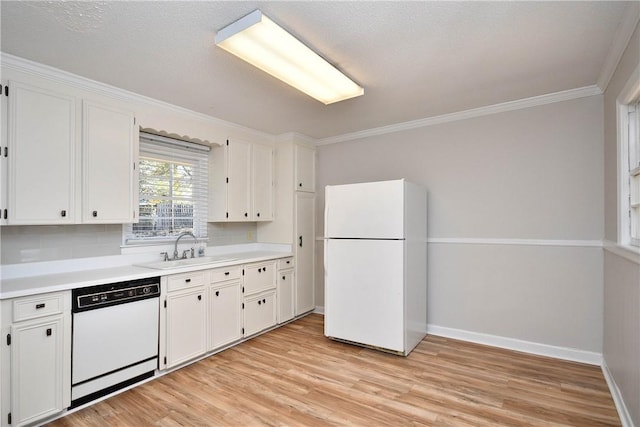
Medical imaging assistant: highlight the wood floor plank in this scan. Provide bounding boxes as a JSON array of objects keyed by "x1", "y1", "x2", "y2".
[{"x1": 46, "y1": 314, "x2": 621, "y2": 426}]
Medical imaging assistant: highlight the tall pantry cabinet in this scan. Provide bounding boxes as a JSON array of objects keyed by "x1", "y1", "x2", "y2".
[{"x1": 258, "y1": 134, "x2": 316, "y2": 317}]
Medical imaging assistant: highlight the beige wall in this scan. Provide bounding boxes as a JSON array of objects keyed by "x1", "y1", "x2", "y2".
[
  {"x1": 602, "y1": 20, "x2": 640, "y2": 427},
  {"x1": 316, "y1": 95, "x2": 605, "y2": 354}
]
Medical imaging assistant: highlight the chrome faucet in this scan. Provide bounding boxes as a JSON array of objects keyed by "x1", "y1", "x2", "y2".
[{"x1": 173, "y1": 231, "x2": 198, "y2": 260}]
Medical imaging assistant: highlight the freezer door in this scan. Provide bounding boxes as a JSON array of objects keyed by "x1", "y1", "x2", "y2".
[
  {"x1": 324, "y1": 239, "x2": 405, "y2": 353},
  {"x1": 325, "y1": 180, "x2": 405, "y2": 239}
]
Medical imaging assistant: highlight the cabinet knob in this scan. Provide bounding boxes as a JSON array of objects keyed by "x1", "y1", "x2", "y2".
[
  {"x1": 299, "y1": 182, "x2": 303, "y2": 187},
  {"x1": 244, "y1": 212, "x2": 248, "y2": 217},
  {"x1": 215, "y1": 291, "x2": 220, "y2": 297},
  {"x1": 61, "y1": 210, "x2": 67, "y2": 217},
  {"x1": 257, "y1": 212, "x2": 260, "y2": 217},
  {"x1": 185, "y1": 278, "x2": 191, "y2": 283},
  {"x1": 224, "y1": 272, "x2": 230, "y2": 276},
  {"x1": 197, "y1": 295, "x2": 202, "y2": 301},
  {"x1": 46, "y1": 328, "x2": 52, "y2": 337},
  {"x1": 262, "y1": 299, "x2": 266, "y2": 304},
  {"x1": 92, "y1": 210, "x2": 98, "y2": 217},
  {"x1": 282, "y1": 276, "x2": 285, "y2": 280},
  {"x1": 258, "y1": 300, "x2": 262, "y2": 305}
]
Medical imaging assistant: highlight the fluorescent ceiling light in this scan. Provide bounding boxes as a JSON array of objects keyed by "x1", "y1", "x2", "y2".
[{"x1": 215, "y1": 10, "x2": 364, "y2": 105}]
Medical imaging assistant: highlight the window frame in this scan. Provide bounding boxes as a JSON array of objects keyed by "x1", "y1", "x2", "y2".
[
  {"x1": 123, "y1": 132, "x2": 210, "y2": 246},
  {"x1": 617, "y1": 63, "x2": 640, "y2": 250}
]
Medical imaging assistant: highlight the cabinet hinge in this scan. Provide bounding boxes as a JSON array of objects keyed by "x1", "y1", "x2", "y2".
[
  {"x1": 133, "y1": 210, "x2": 136, "y2": 219},
  {"x1": 241, "y1": 328, "x2": 244, "y2": 334},
  {"x1": 4, "y1": 85, "x2": 8, "y2": 97},
  {"x1": 242, "y1": 286, "x2": 244, "y2": 293},
  {"x1": 164, "y1": 300, "x2": 167, "y2": 308},
  {"x1": 242, "y1": 269, "x2": 245, "y2": 276},
  {"x1": 6, "y1": 333, "x2": 10, "y2": 346},
  {"x1": 226, "y1": 177, "x2": 229, "y2": 184},
  {"x1": 8, "y1": 412, "x2": 11, "y2": 425},
  {"x1": 134, "y1": 117, "x2": 137, "y2": 125},
  {"x1": 226, "y1": 212, "x2": 228, "y2": 218},
  {"x1": 4, "y1": 146, "x2": 8, "y2": 157},
  {"x1": 133, "y1": 162, "x2": 136, "y2": 170},
  {"x1": 164, "y1": 356, "x2": 167, "y2": 365},
  {"x1": 3, "y1": 209, "x2": 7, "y2": 220},
  {"x1": 242, "y1": 303, "x2": 244, "y2": 309},
  {"x1": 226, "y1": 139, "x2": 229, "y2": 146}
]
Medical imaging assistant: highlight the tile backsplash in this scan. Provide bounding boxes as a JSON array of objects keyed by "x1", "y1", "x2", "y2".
[{"x1": 0, "y1": 222, "x2": 257, "y2": 264}]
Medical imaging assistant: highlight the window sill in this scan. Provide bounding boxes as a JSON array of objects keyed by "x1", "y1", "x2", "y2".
[{"x1": 604, "y1": 240, "x2": 640, "y2": 265}]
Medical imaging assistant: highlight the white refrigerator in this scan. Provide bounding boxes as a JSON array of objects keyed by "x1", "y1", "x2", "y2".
[{"x1": 324, "y1": 179, "x2": 428, "y2": 356}]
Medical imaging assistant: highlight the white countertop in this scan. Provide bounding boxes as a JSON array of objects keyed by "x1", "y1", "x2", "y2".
[{"x1": 0, "y1": 250, "x2": 292, "y2": 299}]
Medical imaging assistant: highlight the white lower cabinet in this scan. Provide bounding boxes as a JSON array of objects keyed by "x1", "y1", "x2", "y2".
[
  {"x1": 243, "y1": 291, "x2": 276, "y2": 337},
  {"x1": 277, "y1": 257, "x2": 295, "y2": 324},
  {"x1": 1, "y1": 291, "x2": 71, "y2": 427},
  {"x1": 161, "y1": 272, "x2": 207, "y2": 369},
  {"x1": 208, "y1": 267, "x2": 242, "y2": 351}
]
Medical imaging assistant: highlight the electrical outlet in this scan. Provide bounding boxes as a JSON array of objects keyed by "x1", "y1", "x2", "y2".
[{"x1": 247, "y1": 230, "x2": 253, "y2": 240}]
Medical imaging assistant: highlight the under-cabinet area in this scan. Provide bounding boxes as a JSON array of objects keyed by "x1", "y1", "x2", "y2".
[{"x1": 0, "y1": 253, "x2": 309, "y2": 427}]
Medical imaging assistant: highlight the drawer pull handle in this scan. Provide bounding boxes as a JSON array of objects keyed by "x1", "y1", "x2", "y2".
[
  {"x1": 262, "y1": 299, "x2": 266, "y2": 304},
  {"x1": 92, "y1": 210, "x2": 98, "y2": 217},
  {"x1": 224, "y1": 272, "x2": 230, "y2": 276},
  {"x1": 46, "y1": 328, "x2": 52, "y2": 337},
  {"x1": 185, "y1": 278, "x2": 191, "y2": 283},
  {"x1": 215, "y1": 291, "x2": 220, "y2": 297},
  {"x1": 197, "y1": 295, "x2": 202, "y2": 301},
  {"x1": 61, "y1": 210, "x2": 67, "y2": 217},
  {"x1": 35, "y1": 303, "x2": 45, "y2": 309},
  {"x1": 258, "y1": 268, "x2": 262, "y2": 273},
  {"x1": 258, "y1": 300, "x2": 262, "y2": 305},
  {"x1": 282, "y1": 276, "x2": 286, "y2": 280}
]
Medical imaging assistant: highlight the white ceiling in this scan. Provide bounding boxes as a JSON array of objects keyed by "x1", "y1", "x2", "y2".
[{"x1": 0, "y1": 1, "x2": 634, "y2": 140}]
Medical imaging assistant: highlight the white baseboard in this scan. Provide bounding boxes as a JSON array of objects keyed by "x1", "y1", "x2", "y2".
[
  {"x1": 314, "y1": 305, "x2": 325, "y2": 315},
  {"x1": 602, "y1": 360, "x2": 635, "y2": 427},
  {"x1": 426, "y1": 324, "x2": 603, "y2": 365}
]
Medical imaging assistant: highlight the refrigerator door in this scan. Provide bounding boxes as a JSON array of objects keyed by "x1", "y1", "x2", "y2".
[
  {"x1": 325, "y1": 180, "x2": 405, "y2": 239},
  {"x1": 324, "y1": 238, "x2": 405, "y2": 353}
]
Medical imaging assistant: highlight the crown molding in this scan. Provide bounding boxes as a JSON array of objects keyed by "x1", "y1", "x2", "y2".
[
  {"x1": 596, "y1": 2, "x2": 640, "y2": 92},
  {"x1": 0, "y1": 52, "x2": 275, "y2": 142},
  {"x1": 316, "y1": 85, "x2": 602, "y2": 146}
]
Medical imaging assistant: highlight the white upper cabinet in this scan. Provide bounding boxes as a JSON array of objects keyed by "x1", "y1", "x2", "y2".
[
  {"x1": 82, "y1": 100, "x2": 137, "y2": 223},
  {"x1": 251, "y1": 143, "x2": 274, "y2": 221},
  {"x1": 209, "y1": 138, "x2": 273, "y2": 222},
  {"x1": 295, "y1": 144, "x2": 315, "y2": 193},
  {"x1": 7, "y1": 81, "x2": 77, "y2": 224},
  {"x1": 3, "y1": 80, "x2": 138, "y2": 225}
]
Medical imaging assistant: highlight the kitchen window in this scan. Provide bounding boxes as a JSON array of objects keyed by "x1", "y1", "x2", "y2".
[
  {"x1": 618, "y1": 65, "x2": 640, "y2": 249},
  {"x1": 124, "y1": 132, "x2": 209, "y2": 244}
]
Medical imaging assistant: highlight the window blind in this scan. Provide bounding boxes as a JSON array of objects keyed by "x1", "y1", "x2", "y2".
[{"x1": 124, "y1": 132, "x2": 210, "y2": 244}]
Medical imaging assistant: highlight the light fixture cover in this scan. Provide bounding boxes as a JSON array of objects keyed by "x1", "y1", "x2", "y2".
[{"x1": 215, "y1": 10, "x2": 364, "y2": 105}]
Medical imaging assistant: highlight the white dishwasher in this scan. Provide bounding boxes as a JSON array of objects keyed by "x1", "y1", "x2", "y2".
[{"x1": 71, "y1": 277, "x2": 160, "y2": 408}]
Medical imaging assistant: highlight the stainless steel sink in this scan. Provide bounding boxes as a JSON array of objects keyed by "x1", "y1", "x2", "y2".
[{"x1": 135, "y1": 256, "x2": 240, "y2": 270}]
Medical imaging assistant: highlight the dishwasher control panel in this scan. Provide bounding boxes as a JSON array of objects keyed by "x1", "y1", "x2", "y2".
[{"x1": 72, "y1": 277, "x2": 160, "y2": 312}]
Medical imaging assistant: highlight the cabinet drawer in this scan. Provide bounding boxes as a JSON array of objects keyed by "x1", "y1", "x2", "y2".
[
  {"x1": 13, "y1": 292, "x2": 65, "y2": 322},
  {"x1": 278, "y1": 257, "x2": 295, "y2": 270},
  {"x1": 167, "y1": 271, "x2": 206, "y2": 292},
  {"x1": 244, "y1": 261, "x2": 276, "y2": 295},
  {"x1": 243, "y1": 290, "x2": 276, "y2": 337},
  {"x1": 210, "y1": 266, "x2": 242, "y2": 283}
]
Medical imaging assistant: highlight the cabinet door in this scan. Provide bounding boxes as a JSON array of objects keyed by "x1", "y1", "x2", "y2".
[
  {"x1": 227, "y1": 139, "x2": 251, "y2": 221},
  {"x1": 82, "y1": 100, "x2": 137, "y2": 223},
  {"x1": 243, "y1": 291, "x2": 276, "y2": 337},
  {"x1": 251, "y1": 143, "x2": 273, "y2": 221},
  {"x1": 1, "y1": 82, "x2": 7, "y2": 225},
  {"x1": 165, "y1": 287, "x2": 206, "y2": 368},
  {"x1": 294, "y1": 144, "x2": 315, "y2": 192},
  {"x1": 8, "y1": 81, "x2": 77, "y2": 224},
  {"x1": 209, "y1": 281, "x2": 242, "y2": 350},
  {"x1": 295, "y1": 192, "x2": 315, "y2": 315},
  {"x1": 244, "y1": 261, "x2": 276, "y2": 295},
  {"x1": 11, "y1": 317, "x2": 64, "y2": 426},
  {"x1": 277, "y1": 269, "x2": 295, "y2": 324}
]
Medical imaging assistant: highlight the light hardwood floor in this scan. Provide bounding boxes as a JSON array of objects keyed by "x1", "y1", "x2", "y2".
[{"x1": 48, "y1": 314, "x2": 620, "y2": 426}]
